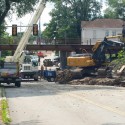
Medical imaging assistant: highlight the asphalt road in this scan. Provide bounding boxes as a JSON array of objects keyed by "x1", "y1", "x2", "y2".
[{"x1": 4, "y1": 80, "x2": 125, "y2": 125}]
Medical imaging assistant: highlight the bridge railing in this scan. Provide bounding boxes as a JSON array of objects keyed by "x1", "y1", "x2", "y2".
[
  {"x1": 0, "y1": 38, "x2": 81, "y2": 45},
  {"x1": 37, "y1": 38, "x2": 81, "y2": 45}
]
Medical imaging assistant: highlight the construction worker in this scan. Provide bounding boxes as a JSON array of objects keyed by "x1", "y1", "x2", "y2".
[
  {"x1": 38, "y1": 57, "x2": 40, "y2": 66},
  {"x1": 122, "y1": 24, "x2": 125, "y2": 37},
  {"x1": 40, "y1": 65, "x2": 44, "y2": 80}
]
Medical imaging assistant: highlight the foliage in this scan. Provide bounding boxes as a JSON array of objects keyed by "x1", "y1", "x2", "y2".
[
  {"x1": 117, "y1": 49, "x2": 125, "y2": 58},
  {"x1": 0, "y1": 0, "x2": 40, "y2": 26},
  {"x1": 43, "y1": 0, "x2": 102, "y2": 39},
  {"x1": 104, "y1": 0, "x2": 125, "y2": 19},
  {"x1": 0, "y1": 57, "x2": 5, "y2": 61},
  {"x1": 0, "y1": 24, "x2": 6, "y2": 37},
  {"x1": 109, "y1": 49, "x2": 125, "y2": 72},
  {"x1": 1, "y1": 99, "x2": 11, "y2": 124}
]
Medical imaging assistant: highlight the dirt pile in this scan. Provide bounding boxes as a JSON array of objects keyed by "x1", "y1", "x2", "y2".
[
  {"x1": 55, "y1": 69, "x2": 72, "y2": 84},
  {"x1": 68, "y1": 77, "x2": 125, "y2": 87}
]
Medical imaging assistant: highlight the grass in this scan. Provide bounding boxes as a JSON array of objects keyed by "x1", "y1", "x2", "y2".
[
  {"x1": 1, "y1": 99, "x2": 11, "y2": 125},
  {"x1": 1, "y1": 88, "x2": 11, "y2": 125}
]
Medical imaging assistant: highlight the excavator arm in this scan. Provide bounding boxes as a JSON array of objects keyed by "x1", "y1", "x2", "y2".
[{"x1": 92, "y1": 38, "x2": 124, "y2": 64}]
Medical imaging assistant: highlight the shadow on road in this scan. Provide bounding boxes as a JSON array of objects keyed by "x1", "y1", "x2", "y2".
[
  {"x1": 1, "y1": 79, "x2": 124, "y2": 99},
  {"x1": 11, "y1": 120, "x2": 42, "y2": 125}
]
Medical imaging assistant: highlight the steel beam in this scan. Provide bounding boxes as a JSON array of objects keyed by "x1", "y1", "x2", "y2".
[{"x1": 0, "y1": 44, "x2": 122, "y2": 53}]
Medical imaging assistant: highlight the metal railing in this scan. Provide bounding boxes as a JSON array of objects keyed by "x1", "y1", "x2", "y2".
[{"x1": 0, "y1": 38, "x2": 81, "y2": 45}]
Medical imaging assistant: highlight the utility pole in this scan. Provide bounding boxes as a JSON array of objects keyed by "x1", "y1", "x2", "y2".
[
  {"x1": 20, "y1": 22, "x2": 22, "y2": 38},
  {"x1": 38, "y1": 17, "x2": 42, "y2": 45}
]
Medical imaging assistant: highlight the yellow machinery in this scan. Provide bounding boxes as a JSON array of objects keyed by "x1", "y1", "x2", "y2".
[
  {"x1": 55, "y1": 25, "x2": 125, "y2": 83},
  {"x1": 55, "y1": 24, "x2": 125, "y2": 83},
  {"x1": 67, "y1": 35, "x2": 125, "y2": 68},
  {"x1": 56, "y1": 36, "x2": 125, "y2": 83}
]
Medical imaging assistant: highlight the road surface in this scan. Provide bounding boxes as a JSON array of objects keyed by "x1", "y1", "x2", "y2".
[{"x1": 4, "y1": 80, "x2": 125, "y2": 125}]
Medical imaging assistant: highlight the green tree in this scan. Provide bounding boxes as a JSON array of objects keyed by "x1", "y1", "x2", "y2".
[
  {"x1": 0, "y1": 0, "x2": 40, "y2": 26},
  {"x1": 104, "y1": 0, "x2": 125, "y2": 19},
  {"x1": 43, "y1": 0, "x2": 102, "y2": 39},
  {"x1": 0, "y1": 24, "x2": 6, "y2": 36}
]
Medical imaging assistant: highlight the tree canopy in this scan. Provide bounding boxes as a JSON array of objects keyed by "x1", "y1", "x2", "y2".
[
  {"x1": 0, "y1": 0, "x2": 40, "y2": 26},
  {"x1": 42, "y1": 0, "x2": 102, "y2": 39},
  {"x1": 104, "y1": 0, "x2": 125, "y2": 19},
  {"x1": 0, "y1": 0, "x2": 41, "y2": 36}
]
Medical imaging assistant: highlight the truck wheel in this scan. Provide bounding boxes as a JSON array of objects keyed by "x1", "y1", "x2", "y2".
[
  {"x1": 47, "y1": 78, "x2": 51, "y2": 82},
  {"x1": 50, "y1": 78, "x2": 55, "y2": 82},
  {"x1": 34, "y1": 75, "x2": 38, "y2": 81},
  {"x1": 20, "y1": 73, "x2": 24, "y2": 79},
  {"x1": 15, "y1": 82, "x2": 21, "y2": 87},
  {"x1": 34, "y1": 78, "x2": 38, "y2": 81}
]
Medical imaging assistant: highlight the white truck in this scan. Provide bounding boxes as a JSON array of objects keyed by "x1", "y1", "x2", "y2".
[
  {"x1": 4, "y1": 0, "x2": 46, "y2": 83},
  {"x1": 19, "y1": 54, "x2": 39, "y2": 80}
]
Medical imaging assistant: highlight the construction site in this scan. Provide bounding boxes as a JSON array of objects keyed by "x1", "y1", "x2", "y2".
[{"x1": 1, "y1": 0, "x2": 125, "y2": 124}]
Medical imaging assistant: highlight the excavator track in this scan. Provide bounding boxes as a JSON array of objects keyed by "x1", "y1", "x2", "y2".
[{"x1": 97, "y1": 67, "x2": 112, "y2": 78}]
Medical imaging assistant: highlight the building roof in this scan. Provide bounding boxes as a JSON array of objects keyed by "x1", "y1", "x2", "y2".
[{"x1": 81, "y1": 19, "x2": 124, "y2": 28}]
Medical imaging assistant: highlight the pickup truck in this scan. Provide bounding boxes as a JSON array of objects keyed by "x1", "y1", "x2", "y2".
[{"x1": 0, "y1": 61, "x2": 21, "y2": 87}]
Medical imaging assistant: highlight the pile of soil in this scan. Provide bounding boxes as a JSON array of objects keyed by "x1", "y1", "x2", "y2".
[
  {"x1": 68, "y1": 77, "x2": 125, "y2": 87},
  {"x1": 68, "y1": 57, "x2": 125, "y2": 87},
  {"x1": 55, "y1": 69, "x2": 72, "y2": 84}
]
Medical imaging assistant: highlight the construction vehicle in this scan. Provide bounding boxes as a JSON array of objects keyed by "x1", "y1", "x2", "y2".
[
  {"x1": 0, "y1": 61, "x2": 21, "y2": 87},
  {"x1": 13, "y1": 0, "x2": 46, "y2": 81},
  {"x1": 56, "y1": 37, "x2": 125, "y2": 83},
  {"x1": 2, "y1": 0, "x2": 46, "y2": 86},
  {"x1": 55, "y1": 27, "x2": 125, "y2": 83},
  {"x1": 19, "y1": 53, "x2": 39, "y2": 80}
]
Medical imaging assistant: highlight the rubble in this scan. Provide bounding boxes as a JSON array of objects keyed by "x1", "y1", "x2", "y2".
[
  {"x1": 68, "y1": 77, "x2": 125, "y2": 87},
  {"x1": 56, "y1": 58, "x2": 125, "y2": 87},
  {"x1": 55, "y1": 69, "x2": 72, "y2": 84}
]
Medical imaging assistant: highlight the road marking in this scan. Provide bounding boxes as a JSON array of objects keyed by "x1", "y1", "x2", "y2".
[{"x1": 67, "y1": 93, "x2": 125, "y2": 117}]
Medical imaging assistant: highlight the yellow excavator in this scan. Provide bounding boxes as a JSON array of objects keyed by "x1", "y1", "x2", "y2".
[
  {"x1": 67, "y1": 26, "x2": 125, "y2": 69},
  {"x1": 56, "y1": 34, "x2": 125, "y2": 83}
]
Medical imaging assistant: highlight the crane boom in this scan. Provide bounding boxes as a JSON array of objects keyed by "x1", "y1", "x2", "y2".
[{"x1": 13, "y1": 0, "x2": 46, "y2": 62}]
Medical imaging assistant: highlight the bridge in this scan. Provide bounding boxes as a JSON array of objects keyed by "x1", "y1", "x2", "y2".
[{"x1": 0, "y1": 44, "x2": 122, "y2": 53}]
